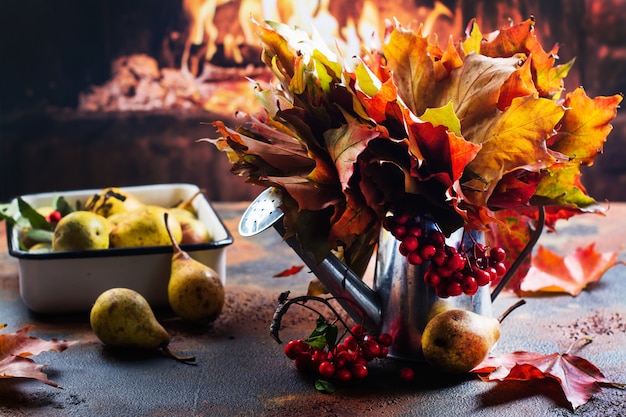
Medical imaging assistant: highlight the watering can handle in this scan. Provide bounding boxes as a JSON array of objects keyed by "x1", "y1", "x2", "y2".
[{"x1": 490, "y1": 206, "x2": 545, "y2": 302}]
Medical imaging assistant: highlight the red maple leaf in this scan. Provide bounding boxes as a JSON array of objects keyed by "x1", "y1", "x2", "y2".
[
  {"x1": 472, "y1": 340, "x2": 625, "y2": 410},
  {"x1": 520, "y1": 244, "x2": 624, "y2": 296},
  {"x1": 0, "y1": 324, "x2": 76, "y2": 387},
  {"x1": 273, "y1": 264, "x2": 305, "y2": 278}
]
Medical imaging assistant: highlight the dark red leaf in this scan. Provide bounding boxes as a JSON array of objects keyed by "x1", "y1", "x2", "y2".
[{"x1": 472, "y1": 341, "x2": 625, "y2": 410}]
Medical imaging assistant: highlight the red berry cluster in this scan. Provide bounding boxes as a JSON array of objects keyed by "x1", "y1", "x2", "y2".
[
  {"x1": 283, "y1": 324, "x2": 393, "y2": 383},
  {"x1": 383, "y1": 212, "x2": 508, "y2": 298}
]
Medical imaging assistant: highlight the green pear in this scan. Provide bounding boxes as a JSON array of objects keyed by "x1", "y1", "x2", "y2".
[
  {"x1": 421, "y1": 309, "x2": 500, "y2": 374},
  {"x1": 52, "y1": 211, "x2": 111, "y2": 251},
  {"x1": 90, "y1": 287, "x2": 194, "y2": 363},
  {"x1": 164, "y1": 213, "x2": 224, "y2": 322},
  {"x1": 109, "y1": 205, "x2": 182, "y2": 248}
]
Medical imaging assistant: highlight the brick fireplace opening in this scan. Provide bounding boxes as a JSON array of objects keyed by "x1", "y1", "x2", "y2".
[{"x1": 1, "y1": 0, "x2": 624, "y2": 203}]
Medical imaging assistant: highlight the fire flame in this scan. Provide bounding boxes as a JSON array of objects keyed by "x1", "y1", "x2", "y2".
[
  {"x1": 78, "y1": 1, "x2": 458, "y2": 115},
  {"x1": 180, "y1": 0, "x2": 455, "y2": 77}
]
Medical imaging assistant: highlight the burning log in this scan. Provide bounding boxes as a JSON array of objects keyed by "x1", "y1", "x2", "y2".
[{"x1": 78, "y1": 54, "x2": 268, "y2": 115}]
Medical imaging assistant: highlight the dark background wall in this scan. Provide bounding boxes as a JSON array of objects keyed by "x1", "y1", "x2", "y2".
[
  {"x1": 1, "y1": 0, "x2": 624, "y2": 203},
  {"x1": 0, "y1": 0, "x2": 184, "y2": 113}
]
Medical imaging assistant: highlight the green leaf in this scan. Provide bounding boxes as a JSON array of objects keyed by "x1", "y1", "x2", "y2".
[
  {"x1": 305, "y1": 334, "x2": 328, "y2": 350},
  {"x1": 315, "y1": 379, "x2": 335, "y2": 393},
  {"x1": 17, "y1": 198, "x2": 51, "y2": 231},
  {"x1": 323, "y1": 322, "x2": 338, "y2": 349},
  {"x1": 354, "y1": 61, "x2": 380, "y2": 97},
  {"x1": 0, "y1": 202, "x2": 19, "y2": 226},
  {"x1": 53, "y1": 196, "x2": 75, "y2": 216},
  {"x1": 531, "y1": 163, "x2": 597, "y2": 208},
  {"x1": 25, "y1": 228, "x2": 54, "y2": 243},
  {"x1": 461, "y1": 19, "x2": 483, "y2": 56},
  {"x1": 304, "y1": 316, "x2": 338, "y2": 350},
  {"x1": 420, "y1": 101, "x2": 462, "y2": 137}
]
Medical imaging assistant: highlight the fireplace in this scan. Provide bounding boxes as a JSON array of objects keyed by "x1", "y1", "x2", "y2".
[{"x1": 1, "y1": 0, "x2": 625, "y2": 202}]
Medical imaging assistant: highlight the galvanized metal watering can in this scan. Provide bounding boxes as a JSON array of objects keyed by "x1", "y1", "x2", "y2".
[{"x1": 239, "y1": 187, "x2": 544, "y2": 361}]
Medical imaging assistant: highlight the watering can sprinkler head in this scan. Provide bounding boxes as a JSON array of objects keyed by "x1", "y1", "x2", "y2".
[{"x1": 238, "y1": 187, "x2": 285, "y2": 237}]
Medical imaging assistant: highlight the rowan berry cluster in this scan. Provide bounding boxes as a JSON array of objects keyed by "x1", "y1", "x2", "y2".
[
  {"x1": 383, "y1": 212, "x2": 508, "y2": 298},
  {"x1": 283, "y1": 324, "x2": 394, "y2": 383}
]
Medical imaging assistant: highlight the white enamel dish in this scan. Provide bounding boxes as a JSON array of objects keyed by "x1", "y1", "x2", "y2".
[{"x1": 6, "y1": 183, "x2": 233, "y2": 314}]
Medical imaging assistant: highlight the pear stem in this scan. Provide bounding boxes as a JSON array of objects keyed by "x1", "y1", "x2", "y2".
[
  {"x1": 566, "y1": 337, "x2": 593, "y2": 354},
  {"x1": 163, "y1": 212, "x2": 184, "y2": 256},
  {"x1": 176, "y1": 190, "x2": 204, "y2": 210},
  {"x1": 497, "y1": 299, "x2": 526, "y2": 323},
  {"x1": 161, "y1": 345, "x2": 197, "y2": 365}
]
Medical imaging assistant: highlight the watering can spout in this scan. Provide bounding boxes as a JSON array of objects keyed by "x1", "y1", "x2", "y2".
[
  {"x1": 274, "y1": 222, "x2": 383, "y2": 332},
  {"x1": 238, "y1": 187, "x2": 382, "y2": 332}
]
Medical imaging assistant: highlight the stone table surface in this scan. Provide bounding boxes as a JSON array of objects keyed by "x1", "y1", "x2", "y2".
[{"x1": 0, "y1": 201, "x2": 625, "y2": 417}]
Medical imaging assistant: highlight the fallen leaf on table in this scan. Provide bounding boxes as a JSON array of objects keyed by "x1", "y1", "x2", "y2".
[
  {"x1": 520, "y1": 243, "x2": 624, "y2": 296},
  {"x1": 273, "y1": 264, "x2": 305, "y2": 277},
  {"x1": 472, "y1": 340, "x2": 625, "y2": 410},
  {"x1": 0, "y1": 324, "x2": 77, "y2": 387}
]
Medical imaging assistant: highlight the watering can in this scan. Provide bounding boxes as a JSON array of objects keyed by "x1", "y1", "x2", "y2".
[{"x1": 239, "y1": 187, "x2": 544, "y2": 361}]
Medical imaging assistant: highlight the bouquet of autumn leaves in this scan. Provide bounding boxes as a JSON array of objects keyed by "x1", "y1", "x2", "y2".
[{"x1": 209, "y1": 17, "x2": 622, "y2": 290}]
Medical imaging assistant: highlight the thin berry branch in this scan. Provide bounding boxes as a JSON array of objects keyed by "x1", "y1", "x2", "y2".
[{"x1": 269, "y1": 292, "x2": 355, "y2": 344}]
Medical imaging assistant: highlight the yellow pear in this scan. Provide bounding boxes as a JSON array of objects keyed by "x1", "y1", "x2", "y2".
[
  {"x1": 84, "y1": 187, "x2": 144, "y2": 218},
  {"x1": 29, "y1": 242, "x2": 52, "y2": 253},
  {"x1": 421, "y1": 300, "x2": 525, "y2": 373},
  {"x1": 90, "y1": 288, "x2": 194, "y2": 363},
  {"x1": 169, "y1": 208, "x2": 212, "y2": 245},
  {"x1": 109, "y1": 205, "x2": 182, "y2": 248},
  {"x1": 106, "y1": 211, "x2": 130, "y2": 227},
  {"x1": 426, "y1": 299, "x2": 453, "y2": 323},
  {"x1": 421, "y1": 309, "x2": 500, "y2": 374},
  {"x1": 173, "y1": 190, "x2": 204, "y2": 216},
  {"x1": 168, "y1": 207, "x2": 195, "y2": 221},
  {"x1": 164, "y1": 213, "x2": 224, "y2": 322},
  {"x1": 52, "y1": 211, "x2": 111, "y2": 251}
]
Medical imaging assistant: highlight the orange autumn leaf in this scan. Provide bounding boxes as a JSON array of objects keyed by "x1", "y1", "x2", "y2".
[
  {"x1": 472, "y1": 341, "x2": 625, "y2": 410},
  {"x1": 520, "y1": 244, "x2": 624, "y2": 296},
  {"x1": 0, "y1": 325, "x2": 77, "y2": 387},
  {"x1": 551, "y1": 88, "x2": 623, "y2": 165}
]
